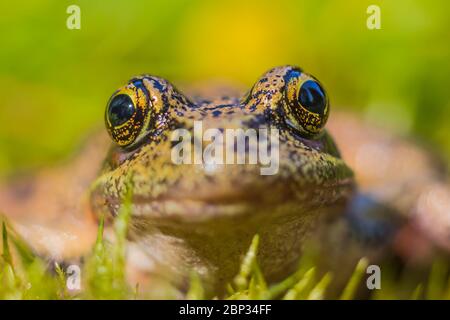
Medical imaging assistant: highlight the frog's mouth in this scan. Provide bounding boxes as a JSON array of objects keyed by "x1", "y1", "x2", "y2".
[
  {"x1": 139, "y1": 181, "x2": 353, "y2": 222},
  {"x1": 92, "y1": 161, "x2": 355, "y2": 225}
]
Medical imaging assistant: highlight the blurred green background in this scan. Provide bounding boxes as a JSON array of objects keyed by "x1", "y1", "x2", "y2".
[{"x1": 0, "y1": 0, "x2": 449, "y2": 176}]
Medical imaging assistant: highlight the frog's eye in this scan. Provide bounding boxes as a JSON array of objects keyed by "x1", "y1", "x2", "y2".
[
  {"x1": 108, "y1": 94, "x2": 135, "y2": 127},
  {"x1": 284, "y1": 70, "x2": 329, "y2": 136},
  {"x1": 298, "y1": 80, "x2": 327, "y2": 115},
  {"x1": 105, "y1": 79, "x2": 152, "y2": 147}
]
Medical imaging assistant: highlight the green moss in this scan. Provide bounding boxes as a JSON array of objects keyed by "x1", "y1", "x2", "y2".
[{"x1": 1, "y1": 219, "x2": 449, "y2": 300}]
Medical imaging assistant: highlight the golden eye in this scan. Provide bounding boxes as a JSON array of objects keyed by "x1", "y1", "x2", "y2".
[
  {"x1": 284, "y1": 70, "x2": 329, "y2": 136},
  {"x1": 105, "y1": 79, "x2": 151, "y2": 147}
]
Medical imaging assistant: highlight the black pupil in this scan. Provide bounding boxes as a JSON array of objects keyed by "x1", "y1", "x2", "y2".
[
  {"x1": 298, "y1": 80, "x2": 326, "y2": 114},
  {"x1": 108, "y1": 94, "x2": 135, "y2": 126}
]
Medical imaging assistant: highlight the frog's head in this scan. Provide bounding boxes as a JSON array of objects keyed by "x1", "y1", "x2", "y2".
[{"x1": 90, "y1": 66, "x2": 354, "y2": 234}]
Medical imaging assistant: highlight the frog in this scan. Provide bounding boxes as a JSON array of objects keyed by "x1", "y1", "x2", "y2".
[{"x1": 1, "y1": 65, "x2": 449, "y2": 297}]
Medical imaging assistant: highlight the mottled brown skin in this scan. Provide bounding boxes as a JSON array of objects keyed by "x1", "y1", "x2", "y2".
[
  {"x1": 0, "y1": 66, "x2": 449, "y2": 297},
  {"x1": 90, "y1": 66, "x2": 354, "y2": 292}
]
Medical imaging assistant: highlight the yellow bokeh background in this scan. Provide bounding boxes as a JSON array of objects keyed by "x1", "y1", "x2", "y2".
[{"x1": 0, "y1": 0, "x2": 448, "y2": 175}]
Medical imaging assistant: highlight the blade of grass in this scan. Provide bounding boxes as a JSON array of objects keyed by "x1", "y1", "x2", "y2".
[
  {"x1": 234, "y1": 234, "x2": 259, "y2": 291},
  {"x1": 283, "y1": 267, "x2": 316, "y2": 300},
  {"x1": 307, "y1": 272, "x2": 333, "y2": 300},
  {"x1": 426, "y1": 258, "x2": 447, "y2": 299},
  {"x1": 248, "y1": 262, "x2": 269, "y2": 299},
  {"x1": 226, "y1": 283, "x2": 235, "y2": 296},
  {"x1": 187, "y1": 270, "x2": 205, "y2": 300},
  {"x1": 54, "y1": 262, "x2": 68, "y2": 299},
  {"x1": 2, "y1": 221, "x2": 13, "y2": 268},
  {"x1": 268, "y1": 267, "x2": 305, "y2": 299},
  {"x1": 410, "y1": 283, "x2": 423, "y2": 300},
  {"x1": 340, "y1": 257, "x2": 369, "y2": 300}
]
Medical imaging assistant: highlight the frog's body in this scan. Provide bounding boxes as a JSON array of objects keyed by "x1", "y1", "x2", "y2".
[{"x1": 1, "y1": 66, "x2": 449, "y2": 296}]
